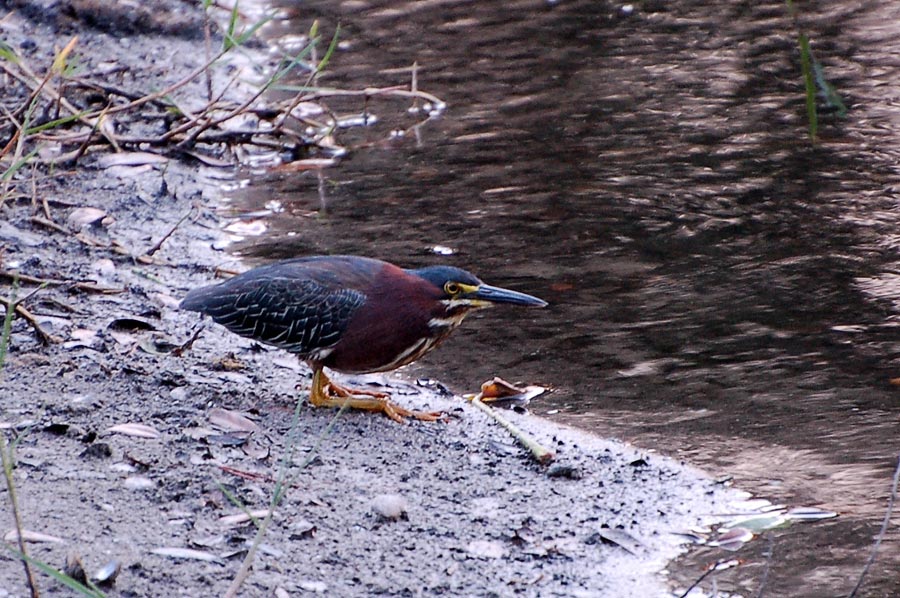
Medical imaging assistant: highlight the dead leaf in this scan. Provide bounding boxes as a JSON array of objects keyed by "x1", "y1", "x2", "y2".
[
  {"x1": 480, "y1": 377, "x2": 524, "y2": 398},
  {"x1": 4, "y1": 529, "x2": 65, "y2": 543},
  {"x1": 709, "y1": 527, "x2": 754, "y2": 551},
  {"x1": 66, "y1": 328, "x2": 100, "y2": 349},
  {"x1": 108, "y1": 318, "x2": 156, "y2": 332},
  {"x1": 588, "y1": 529, "x2": 646, "y2": 554},
  {"x1": 208, "y1": 407, "x2": 260, "y2": 433},
  {"x1": 67, "y1": 207, "x2": 107, "y2": 229},
  {"x1": 478, "y1": 377, "x2": 546, "y2": 408}
]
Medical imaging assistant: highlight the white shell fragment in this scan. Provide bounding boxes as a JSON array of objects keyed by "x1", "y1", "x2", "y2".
[
  {"x1": 107, "y1": 423, "x2": 161, "y2": 439},
  {"x1": 219, "y1": 509, "x2": 275, "y2": 527},
  {"x1": 93, "y1": 560, "x2": 121, "y2": 584}
]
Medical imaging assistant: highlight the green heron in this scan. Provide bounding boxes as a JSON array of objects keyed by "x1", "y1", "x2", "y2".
[{"x1": 180, "y1": 255, "x2": 547, "y2": 422}]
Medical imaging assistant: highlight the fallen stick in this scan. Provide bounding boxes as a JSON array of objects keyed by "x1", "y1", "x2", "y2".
[
  {"x1": 146, "y1": 206, "x2": 195, "y2": 256},
  {"x1": 0, "y1": 296, "x2": 61, "y2": 345},
  {"x1": 469, "y1": 395, "x2": 555, "y2": 465},
  {"x1": 0, "y1": 271, "x2": 123, "y2": 294}
]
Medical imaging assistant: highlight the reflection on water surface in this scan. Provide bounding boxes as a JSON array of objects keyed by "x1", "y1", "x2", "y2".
[{"x1": 224, "y1": 1, "x2": 900, "y2": 595}]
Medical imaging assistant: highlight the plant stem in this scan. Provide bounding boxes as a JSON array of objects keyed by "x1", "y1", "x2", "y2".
[
  {"x1": 470, "y1": 397, "x2": 555, "y2": 465},
  {"x1": 0, "y1": 278, "x2": 40, "y2": 597}
]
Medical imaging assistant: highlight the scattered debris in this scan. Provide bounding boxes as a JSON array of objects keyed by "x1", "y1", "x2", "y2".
[{"x1": 151, "y1": 547, "x2": 224, "y2": 564}]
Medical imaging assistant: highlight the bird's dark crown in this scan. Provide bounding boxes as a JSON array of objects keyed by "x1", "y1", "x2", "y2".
[{"x1": 407, "y1": 265, "x2": 482, "y2": 292}]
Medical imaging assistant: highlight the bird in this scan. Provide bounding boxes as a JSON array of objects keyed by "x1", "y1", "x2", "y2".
[{"x1": 180, "y1": 255, "x2": 547, "y2": 423}]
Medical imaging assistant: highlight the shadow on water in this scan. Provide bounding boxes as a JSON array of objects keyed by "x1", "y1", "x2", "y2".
[{"x1": 222, "y1": 0, "x2": 900, "y2": 595}]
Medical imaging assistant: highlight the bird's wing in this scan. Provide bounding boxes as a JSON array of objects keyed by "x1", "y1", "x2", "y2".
[{"x1": 184, "y1": 275, "x2": 366, "y2": 356}]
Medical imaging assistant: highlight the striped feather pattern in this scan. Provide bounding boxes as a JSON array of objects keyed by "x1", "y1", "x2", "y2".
[{"x1": 181, "y1": 266, "x2": 367, "y2": 357}]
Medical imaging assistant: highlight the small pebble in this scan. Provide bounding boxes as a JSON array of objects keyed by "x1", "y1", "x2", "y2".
[
  {"x1": 371, "y1": 493, "x2": 408, "y2": 520},
  {"x1": 466, "y1": 540, "x2": 506, "y2": 559},
  {"x1": 298, "y1": 580, "x2": 327, "y2": 593},
  {"x1": 123, "y1": 475, "x2": 154, "y2": 490}
]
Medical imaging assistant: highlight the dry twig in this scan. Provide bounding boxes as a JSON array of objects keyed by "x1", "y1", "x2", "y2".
[
  {"x1": 0, "y1": 271, "x2": 123, "y2": 294},
  {"x1": 0, "y1": 296, "x2": 61, "y2": 345},
  {"x1": 146, "y1": 206, "x2": 195, "y2": 256}
]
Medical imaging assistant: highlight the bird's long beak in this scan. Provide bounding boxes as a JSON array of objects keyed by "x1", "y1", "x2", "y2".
[{"x1": 469, "y1": 284, "x2": 548, "y2": 307}]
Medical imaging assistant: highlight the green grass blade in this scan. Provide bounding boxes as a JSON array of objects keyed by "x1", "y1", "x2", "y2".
[
  {"x1": 1, "y1": 148, "x2": 40, "y2": 182},
  {"x1": 223, "y1": 2, "x2": 240, "y2": 51},
  {"x1": 265, "y1": 44, "x2": 316, "y2": 90},
  {"x1": 234, "y1": 13, "x2": 274, "y2": 47},
  {"x1": 24, "y1": 111, "x2": 89, "y2": 135},
  {"x1": 0, "y1": 277, "x2": 15, "y2": 369},
  {"x1": 0, "y1": 40, "x2": 17, "y2": 64},
  {"x1": 316, "y1": 24, "x2": 341, "y2": 74}
]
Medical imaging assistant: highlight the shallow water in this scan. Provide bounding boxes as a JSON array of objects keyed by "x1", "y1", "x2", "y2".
[{"x1": 227, "y1": 1, "x2": 900, "y2": 595}]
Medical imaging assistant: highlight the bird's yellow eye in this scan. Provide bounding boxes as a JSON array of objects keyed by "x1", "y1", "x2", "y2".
[{"x1": 444, "y1": 282, "x2": 461, "y2": 295}]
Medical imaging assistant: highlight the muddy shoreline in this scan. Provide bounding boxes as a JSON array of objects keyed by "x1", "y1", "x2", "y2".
[{"x1": 0, "y1": 3, "x2": 736, "y2": 596}]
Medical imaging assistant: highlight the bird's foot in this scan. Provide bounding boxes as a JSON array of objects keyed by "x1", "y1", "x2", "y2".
[
  {"x1": 310, "y1": 371, "x2": 443, "y2": 424},
  {"x1": 324, "y1": 381, "x2": 389, "y2": 400}
]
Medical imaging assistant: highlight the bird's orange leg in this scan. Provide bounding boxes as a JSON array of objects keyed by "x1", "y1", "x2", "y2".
[{"x1": 308, "y1": 369, "x2": 443, "y2": 424}]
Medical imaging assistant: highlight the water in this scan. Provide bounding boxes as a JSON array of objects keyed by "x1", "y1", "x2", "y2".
[{"x1": 225, "y1": 1, "x2": 900, "y2": 595}]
